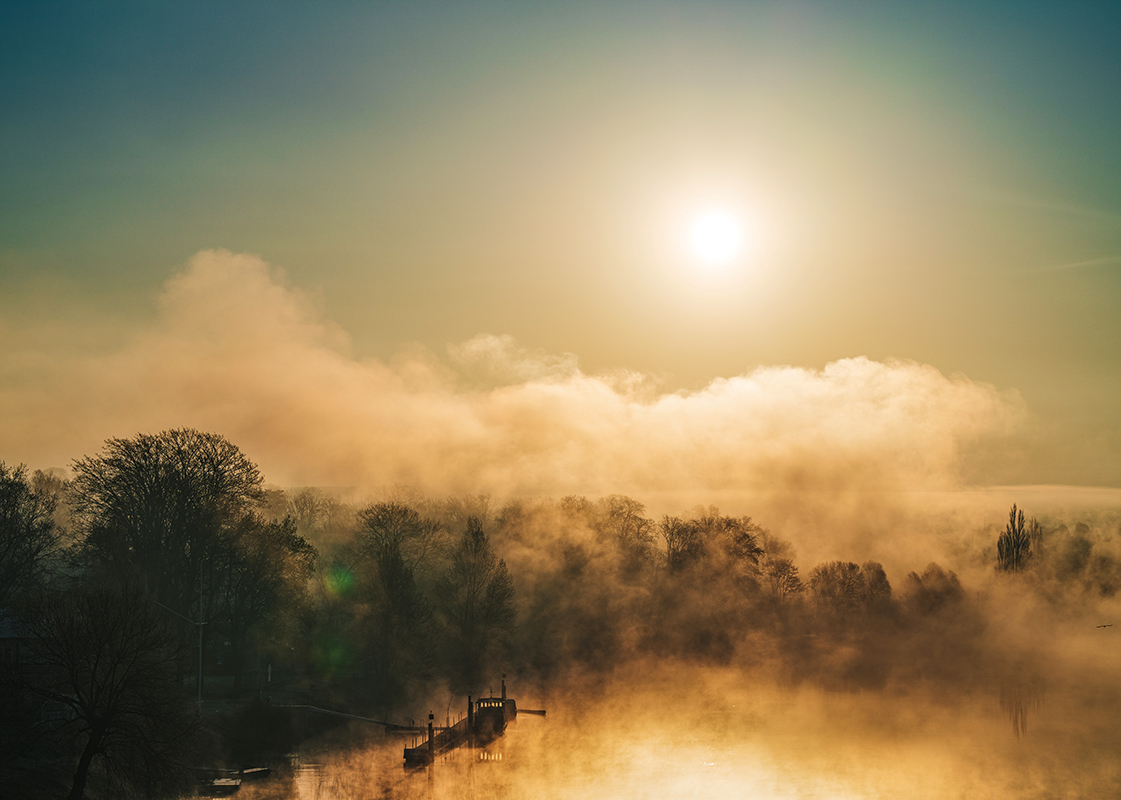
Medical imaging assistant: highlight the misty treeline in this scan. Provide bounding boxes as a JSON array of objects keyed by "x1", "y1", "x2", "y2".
[{"x1": 3, "y1": 431, "x2": 1121, "y2": 796}]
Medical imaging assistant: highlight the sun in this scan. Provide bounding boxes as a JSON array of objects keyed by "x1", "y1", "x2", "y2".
[{"x1": 688, "y1": 210, "x2": 743, "y2": 265}]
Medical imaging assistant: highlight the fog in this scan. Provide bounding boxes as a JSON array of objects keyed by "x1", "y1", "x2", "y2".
[
  {"x1": 3, "y1": 251, "x2": 1119, "y2": 798},
  {"x1": 1, "y1": 250, "x2": 1034, "y2": 569},
  {"x1": 221, "y1": 489, "x2": 1121, "y2": 799},
  {"x1": 238, "y1": 659, "x2": 1121, "y2": 799}
]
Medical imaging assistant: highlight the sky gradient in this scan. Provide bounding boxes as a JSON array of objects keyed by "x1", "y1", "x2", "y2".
[{"x1": 2, "y1": 1, "x2": 1119, "y2": 489}]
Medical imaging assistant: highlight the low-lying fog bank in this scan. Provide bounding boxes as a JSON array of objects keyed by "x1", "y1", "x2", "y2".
[{"x1": 232, "y1": 657, "x2": 1120, "y2": 800}]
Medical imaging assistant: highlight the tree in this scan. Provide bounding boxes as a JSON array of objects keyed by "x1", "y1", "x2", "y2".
[
  {"x1": 435, "y1": 517, "x2": 515, "y2": 690},
  {"x1": 903, "y1": 563, "x2": 963, "y2": 615},
  {"x1": 762, "y1": 557, "x2": 804, "y2": 605},
  {"x1": 997, "y1": 504, "x2": 1032, "y2": 572},
  {"x1": 808, "y1": 561, "x2": 866, "y2": 612},
  {"x1": 357, "y1": 540, "x2": 437, "y2": 706},
  {"x1": 70, "y1": 430, "x2": 266, "y2": 678},
  {"x1": 287, "y1": 488, "x2": 353, "y2": 542},
  {"x1": 861, "y1": 561, "x2": 892, "y2": 609},
  {"x1": 0, "y1": 462, "x2": 59, "y2": 607},
  {"x1": 658, "y1": 515, "x2": 703, "y2": 572},
  {"x1": 19, "y1": 581, "x2": 195, "y2": 800},
  {"x1": 1027, "y1": 516, "x2": 1044, "y2": 557},
  {"x1": 356, "y1": 502, "x2": 447, "y2": 578},
  {"x1": 211, "y1": 514, "x2": 317, "y2": 692}
]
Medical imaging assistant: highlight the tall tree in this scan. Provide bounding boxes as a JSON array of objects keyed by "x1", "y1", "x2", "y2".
[
  {"x1": 211, "y1": 514, "x2": 317, "y2": 692},
  {"x1": 357, "y1": 540, "x2": 437, "y2": 707},
  {"x1": 435, "y1": 517, "x2": 515, "y2": 690},
  {"x1": 762, "y1": 557, "x2": 804, "y2": 605},
  {"x1": 0, "y1": 462, "x2": 59, "y2": 607},
  {"x1": 70, "y1": 429, "x2": 264, "y2": 616},
  {"x1": 808, "y1": 561, "x2": 866, "y2": 612},
  {"x1": 356, "y1": 502, "x2": 447, "y2": 578},
  {"x1": 19, "y1": 581, "x2": 195, "y2": 800},
  {"x1": 658, "y1": 515, "x2": 703, "y2": 572},
  {"x1": 997, "y1": 504, "x2": 1032, "y2": 572}
]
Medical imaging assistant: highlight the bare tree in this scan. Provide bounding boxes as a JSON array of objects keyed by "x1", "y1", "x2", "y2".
[
  {"x1": 861, "y1": 561, "x2": 892, "y2": 609},
  {"x1": 997, "y1": 504, "x2": 1032, "y2": 572},
  {"x1": 658, "y1": 515, "x2": 703, "y2": 572},
  {"x1": 19, "y1": 581, "x2": 195, "y2": 800},
  {"x1": 288, "y1": 488, "x2": 329, "y2": 534},
  {"x1": 808, "y1": 561, "x2": 866, "y2": 612},
  {"x1": 356, "y1": 502, "x2": 447, "y2": 578},
  {"x1": 70, "y1": 430, "x2": 266, "y2": 671},
  {"x1": 762, "y1": 557, "x2": 804, "y2": 605},
  {"x1": 0, "y1": 462, "x2": 60, "y2": 607}
]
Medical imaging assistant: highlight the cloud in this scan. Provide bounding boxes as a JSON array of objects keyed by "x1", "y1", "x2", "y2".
[{"x1": 0, "y1": 250, "x2": 1023, "y2": 506}]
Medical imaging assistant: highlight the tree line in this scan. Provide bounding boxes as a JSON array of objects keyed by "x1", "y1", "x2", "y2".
[{"x1": 2, "y1": 429, "x2": 1119, "y2": 797}]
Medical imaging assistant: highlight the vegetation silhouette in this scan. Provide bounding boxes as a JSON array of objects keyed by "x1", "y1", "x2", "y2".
[
  {"x1": 6, "y1": 430, "x2": 1121, "y2": 794},
  {"x1": 0, "y1": 462, "x2": 60, "y2": 608},
  {"x1": 997, "y1": 504, "x2": 1033, "y2": 572},
  {"x1": 16, "y1": 581, "x2": 196, "y2": 800}
]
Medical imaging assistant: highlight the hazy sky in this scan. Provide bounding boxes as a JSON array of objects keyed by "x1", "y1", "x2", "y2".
[{"x1": 2, "y1": 2, "x2": 1119, "y2": 488}]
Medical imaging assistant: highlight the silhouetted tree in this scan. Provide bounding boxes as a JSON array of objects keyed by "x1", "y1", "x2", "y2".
[
  {"x1": 1027, "y1": 516, "x2": 1044, "y2": 557},
  {"x1": 70, "y1": 430, "x2": 266, "y2": 681},
  {"x1": 358, "y1": 540, "x2": 437, "y2": 705},
  {"x1": 658, "y1": 515, "x2": 703, "y2": 572},
  {"x1": 903, "y1": 562, "x2": 963, "y2": 614},
  {"x1": 0, "y1": 462, "x2": 59, "y2": 607},
  {"x1": 861, "y1": 561, "x2": 892, "y2": 609},
  {"x1": 997, "y1": 504, "x2": 1032, "y2": 572},
  {"x1": 593, "y1": 495, "x2": 654, "y2": 568},
  {"x1": 436, "y1": 517, "x2": 515, "y2": 690},
  {"x1": 356, "y1": 502, "x2": 447, "y2": 578},
  {"x1": 762, "y1": 557, "x2": 804, "y2": 605},
  {"x1": 808, "y1": 561, "x2": 866, "y2": 612},
  {"x1": 211, "y1": 514, "x2": 317, "y2": 692},
  {"x1": 19, "y1": 581, "x2": 195, "y2": 800},
  {"x1": 711, "y1": 514, "x2": 766, "y2": 585},
  {"x1": 287, "y1": 488, "x2": 353, "y2": 543}
]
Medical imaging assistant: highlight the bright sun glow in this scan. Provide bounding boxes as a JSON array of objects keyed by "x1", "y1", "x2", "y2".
[{"x1": 689, "y1": 211, "x2": 743, "y2": 265}]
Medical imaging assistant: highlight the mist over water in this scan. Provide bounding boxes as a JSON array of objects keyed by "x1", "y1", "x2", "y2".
[
  {"x1": 233, "y1": 659, "x2": 1121, "y2": 800},
  {"x1": 227, "y1": 495, "x2": 1121, "y2": 800}
]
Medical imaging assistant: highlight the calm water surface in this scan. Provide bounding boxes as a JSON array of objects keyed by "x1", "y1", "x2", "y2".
[{"x1": 228, "y1": 674, "x2": 1120, "y2": 800}]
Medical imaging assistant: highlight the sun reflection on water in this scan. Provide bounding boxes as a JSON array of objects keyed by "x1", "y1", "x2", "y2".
[{"x1": 231, "y1": 669, "x2": 1118, "y2": 800}]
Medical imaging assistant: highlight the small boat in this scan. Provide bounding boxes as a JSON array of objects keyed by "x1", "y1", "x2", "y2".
[
  {"x1": 202, "y1": 777, "x2": 241, "y2": 796},
  {"x1": 195, "y1": 767, "x2": 243, "y2": 796}
]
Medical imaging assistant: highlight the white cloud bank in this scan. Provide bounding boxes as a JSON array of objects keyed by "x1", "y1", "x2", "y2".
[{"x1": 1, "y1": 250, "x2": 1024, "y2": 504}]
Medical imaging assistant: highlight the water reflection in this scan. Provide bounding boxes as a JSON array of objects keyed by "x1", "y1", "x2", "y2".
[
  {"x1": 294, "y1": 763, "x2": 325, "y2": 800},
  {"x1": 999, "y1": 671, "x2": 1046, "y2": 739},
  {"x1": 225, "y1": 673, "x2": 1120, "y2": 800}
]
